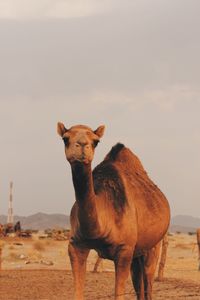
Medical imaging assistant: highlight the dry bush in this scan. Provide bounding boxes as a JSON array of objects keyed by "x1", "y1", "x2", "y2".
[
  {"x1": 174, "y1": 243, "x2": 191, "y2": 250},
  {"x1": 33, "y1": 240, "x2": 46, "y2": 252},
  {"x1": 9, "y1": 245, "x2": 15, "y2": 250},
  {"x1": 45, "y1": 239, "x2": 53, "y2": 247},
  {"x1": 169, "y1": 237, "x2": 176, "y2": 242},
  {"x1": 0, "y1": 240, "x2": 5, "y2": 248},
  {"x1": 9, "y1": 251, "x2": 19, "y2": 261},
  {"x1": 27, "y1": 249, "x2": 43, "y2": 261}
]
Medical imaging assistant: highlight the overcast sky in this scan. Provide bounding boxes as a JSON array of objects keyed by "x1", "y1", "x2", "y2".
[{"x1": 0, "y1": 0, "x2": 199, "y2": 218}]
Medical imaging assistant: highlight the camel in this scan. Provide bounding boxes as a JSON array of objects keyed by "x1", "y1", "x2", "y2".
[
  {"x1": 0, "y1": 224, "x2": 4, "y2": 270},
  {"x1": 197, "y1": 228, "x2": 200, "y2": 271},
  {"x1": 57, "y1": 123, "x2": 170, "y2": 300},
  {"x1": 0, "y1": 224, "x2": 4, "y2": 237}
]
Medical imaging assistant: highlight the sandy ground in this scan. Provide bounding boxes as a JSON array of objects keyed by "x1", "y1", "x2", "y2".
[{"x1": 0, "y1": 233, "x2": 200, "y2": 299}]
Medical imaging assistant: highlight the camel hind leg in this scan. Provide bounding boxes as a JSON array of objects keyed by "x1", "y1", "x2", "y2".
[
  {"x1": 198, "y1": 243, "x2": 200, "y2": 271},
  {"x1": 143, "y1": 242, "x2": 161, "y2": 300},
  {"x1": 131, "y1": 242, "x2": 161, "y2": 300},
  {"x1": 130, "y1": 256, "x2": 145, "y2": 300}
]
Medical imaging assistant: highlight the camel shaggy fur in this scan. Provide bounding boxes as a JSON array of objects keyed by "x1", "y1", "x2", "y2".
[{"x1": 57, "y1": 123, "x2": 170, "y2": 300}]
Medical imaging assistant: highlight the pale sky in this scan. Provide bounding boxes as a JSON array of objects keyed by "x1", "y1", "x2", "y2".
[{"x1": 0, "y1": 0, "x2": 200, "y2": 217}]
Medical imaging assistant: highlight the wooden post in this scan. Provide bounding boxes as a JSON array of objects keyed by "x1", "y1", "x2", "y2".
[{"x1": 157, "y1": 234, "x2": 168, "y2": 281}]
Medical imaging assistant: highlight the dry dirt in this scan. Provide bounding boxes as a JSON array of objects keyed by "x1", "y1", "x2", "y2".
[{"x1": 0, "y1": 233, "x2": 200, "y2": 299}]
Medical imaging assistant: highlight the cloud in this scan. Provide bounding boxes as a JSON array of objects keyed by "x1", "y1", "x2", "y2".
[
  {"x1": 0, "y1": 0, "x2": 113, "y2": 19},
  {"x1": 137, "y1": 86, "x2": 200, "y2": 111},
  {"x1": 89, "y1": 85, "x2": 200, "y2": 112}
]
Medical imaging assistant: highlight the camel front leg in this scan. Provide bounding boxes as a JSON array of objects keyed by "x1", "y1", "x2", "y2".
[
  {"x1": 68, "y1": 242, "x2": 90, "y2": 300},
  {"x1": 114, "y1": 249, "x2": 133, "y2": 300}
]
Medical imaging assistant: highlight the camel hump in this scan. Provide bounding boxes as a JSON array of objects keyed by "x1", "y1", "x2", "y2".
[
  {"x1": 105, "y1": 143, "x2": 146, "y2": 174},
  {"x1": 105, "y1": 143, "x2": 125, "y2": 161}
]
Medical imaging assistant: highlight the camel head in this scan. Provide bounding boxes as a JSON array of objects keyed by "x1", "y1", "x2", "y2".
[{"x1": 57, "y1": 123, "x2": 105, "y2": 164}]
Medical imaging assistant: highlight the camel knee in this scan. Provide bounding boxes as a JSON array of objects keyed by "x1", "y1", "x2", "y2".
[{"x1": 68, "y1": 243, "x2": 90, "y2": 278}]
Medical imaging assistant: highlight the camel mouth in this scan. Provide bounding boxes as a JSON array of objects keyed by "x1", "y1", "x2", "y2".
[{"x1": 69, "y1": 157, "x2": 90, "y2": 164}]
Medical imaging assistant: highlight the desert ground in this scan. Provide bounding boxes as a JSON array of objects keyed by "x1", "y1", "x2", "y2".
[{"x1": 0, "y1": 233, "x2": 200, "y2": 299}]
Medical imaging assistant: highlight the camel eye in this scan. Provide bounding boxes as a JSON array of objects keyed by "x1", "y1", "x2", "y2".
[{"x1": 63, "y1": 137, "x2": 69, "y2": 147}]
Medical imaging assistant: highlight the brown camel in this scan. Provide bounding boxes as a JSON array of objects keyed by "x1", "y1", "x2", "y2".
[
  {"x1": 197, "y1": 228, "x2": 200, "y2": 271},
  {"x1": 0, "y1": 224, "x2": 4, "y2": 270},
  {"x1": 0, "y1": 224, "x2": 4, "y2": 237},
  {"x1": 57, "y1": 123, "x2": 170, "y2": 300}
]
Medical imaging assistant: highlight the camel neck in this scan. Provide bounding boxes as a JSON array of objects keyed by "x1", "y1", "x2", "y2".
[
  {"x1": 71, "y1": 162, "x2": 100, "y2": 237},
  {"x1": 71, "y1": 162, "x2": 95, "y2": 205}
]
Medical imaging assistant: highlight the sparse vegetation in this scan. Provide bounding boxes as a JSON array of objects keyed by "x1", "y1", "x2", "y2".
[
  {"x1": 174, "y1": 243, "x2": 191, "y2": 250},
  {"x1": 9, "y1": 251, "x2": 19, "y2": 261},
  {"x1": 8, "y1": 245, "x2": 15, "y2": 250},
  {"x1": 33, "y1": 240, "x2": 46, "y2": 252},
  {"x1": 0, "y1": 233, "x2": 200, "y2": 299},
  {"x1": 188, "y1": 232, "x2": 196, "y2": 235}
]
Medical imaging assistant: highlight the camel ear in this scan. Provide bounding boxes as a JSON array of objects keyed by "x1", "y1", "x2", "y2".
[
  {"x1": 94, "y1": 125, "x2": 105, "y2": 138},
  {"x1": 57, "y1": 122, "x2": 67, "y2": 137}
]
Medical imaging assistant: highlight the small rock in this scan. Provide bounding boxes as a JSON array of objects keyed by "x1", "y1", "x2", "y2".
[
  {"x1": 40, "y1": 260, "x2": 54, "y2": 266},
  {"x1": 19, "y1": 254, "x2": 26, "y2": 259}
]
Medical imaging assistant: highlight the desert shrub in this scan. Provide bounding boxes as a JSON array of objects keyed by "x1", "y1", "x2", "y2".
[
  {"x1": 188, "y1": 232, "x2": 195, "y2": 235},
  {"x1": 174, "y1": 243, "x2": 191, "y2": 250},
  {"x1": 45, "y1": 239, "x2": 53, "y2": 246},
  {"x1": 0, "y1": 240, "x2": 5, "y2": 248},
  {"x1": 33, "y1": 240, "x2": 46, "y2": 252},
  {"x1": 8, "y1": 245, "x2": 15, "y2": 250},
  {"x1": 9, "y1": 251, "x2": 19, "y2": 260}
]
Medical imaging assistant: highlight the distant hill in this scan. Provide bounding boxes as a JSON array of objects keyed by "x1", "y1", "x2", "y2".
[
  {"x1": 0, "y1": 213, "x2": 200, "y2": 232},
  {"x1": 170, "y1": 215, "x2": 200, "y2": 233},
  {"x1": 0, "y1": 213, "x2": 70, "y2": 230}
]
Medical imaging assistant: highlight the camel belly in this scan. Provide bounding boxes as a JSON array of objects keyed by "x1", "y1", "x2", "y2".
[{"x1": 70, "y1": 236, "x2": 126, "y2": 261}]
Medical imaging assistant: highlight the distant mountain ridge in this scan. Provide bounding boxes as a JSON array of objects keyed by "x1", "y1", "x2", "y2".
[
  {"x1": 0, "y1": 213, "x2": 199, "y2": 232},
  {"x1": 0, "y1": 212, "x2": 70, "y2": 230},
  {"x1": 169, "y1": 215, "x2": 200, "y2": 233}
]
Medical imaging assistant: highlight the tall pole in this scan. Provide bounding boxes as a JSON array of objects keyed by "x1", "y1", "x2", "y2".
[{"x1": 7, "y1": 181, "x2": 14, "y2": 224}]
